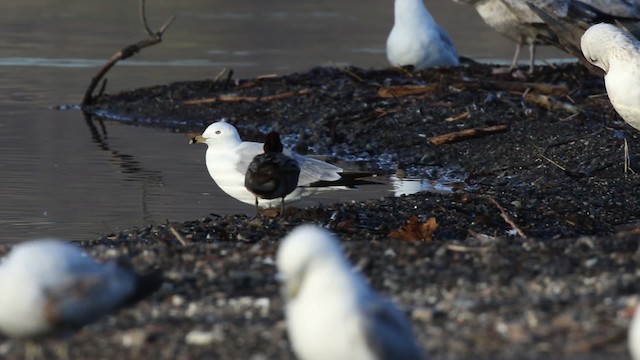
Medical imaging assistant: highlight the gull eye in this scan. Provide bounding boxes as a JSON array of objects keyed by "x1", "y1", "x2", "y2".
[{"x1": 215, "y1": 130, "x2": 221, "y2": 134}]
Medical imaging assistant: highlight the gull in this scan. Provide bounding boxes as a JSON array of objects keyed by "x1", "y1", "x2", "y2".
[
  {"x1": 387, "y1": 0, "x2": 460, "y2": 69},
  {"x1": 0, "y1": 239, "x2": 162, "y2": 358},
  {"x1": 450, "y1": 0, "x2": 563, "y2": 73},
  {"x1": 581, "y1": 23, "x2": 640, "y2": 131},
  {"x1": 529, "y1": 0, "x2": 640, "y2": 74},
  {"x1": 276, "y1": 225, "x2": 426, "y2": 360},
  {"x1": 244, "y1": 131, "x2": 301, "y2": 215},
  {"x1": 190, "y1": 120, "x2": 343, "y2": 208},
  {"x1": 631, "y1": 304, "x2": 640, "y2": 360}
]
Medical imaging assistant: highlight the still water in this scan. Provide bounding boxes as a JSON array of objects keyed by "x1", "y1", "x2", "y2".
[{"x1": 0, "y1": 0, "x2": 568, "y2": 242}]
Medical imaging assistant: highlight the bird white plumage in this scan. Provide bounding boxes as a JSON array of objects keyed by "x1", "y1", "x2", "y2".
[
  {"x1": 191, "y1": 121, "x2": 343, "y2": 208},
  {"x1": 0, "y1": 239, "x2": 158, "y2": 339},
  {"x1": 277, "y1": 225, "x2": 426, "y2": 360},
  {"x1": 451, "y1": 0, "x2": 562, "y2": 72},
  {"x1": 630, "y1": 304, "x2": 640, "y2": 360},
  {"x1": 387, "y1": 0, "x2": 459, "y2": 69},
  {"x1": 581, "y1": 23, "x2": 640, "y2": 131}
]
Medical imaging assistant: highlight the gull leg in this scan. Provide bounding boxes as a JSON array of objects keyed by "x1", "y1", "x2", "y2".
[
  {"x1": 280, "y1": 197, "x2": 285, "y2": 217},
  {"x1": 254, "y1": 197, "x2": 260, "y2": 217},
  {"x1": 528, "y1": 43, "x2": 536, "y2": 74},
  {"x1": 509, "y1": 43, "x2": 522, "y2": 71}
]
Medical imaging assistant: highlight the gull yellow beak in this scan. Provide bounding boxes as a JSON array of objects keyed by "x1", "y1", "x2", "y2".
[{"x1": 189, "y1": 135, "x2": 206, "y2": 144}]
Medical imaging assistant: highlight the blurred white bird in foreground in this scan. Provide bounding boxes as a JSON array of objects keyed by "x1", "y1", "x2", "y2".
[
  {"x1": 581, "y1": 23, "x2": 640, "y2": 131},
  {"x1": 0, "y1": 239, "x2": 162, "y2": 357},
  {"x1": 630, "y1": 304, "x2": 640, "y2": 359},
  {"x1": 190, "y1": 121, "x2": 343, "y2": 208},
  {"x1": 277, "y1": 225, "x2": 426, "y2": 360},
  {"x1": 387, "y1": 0, "x2": 459, "y2": 69}
]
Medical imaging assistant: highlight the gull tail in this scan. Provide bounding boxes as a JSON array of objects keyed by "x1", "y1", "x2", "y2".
[{"x1": 307, "y1": 171, "x2": 388, "y2": 188}]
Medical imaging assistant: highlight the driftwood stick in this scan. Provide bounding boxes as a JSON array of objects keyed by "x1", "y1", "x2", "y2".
[
  {"x1": 184, "y1": 88, "x2": 312, "y2": 105},
  {"x1": 430, "y1": 124, "x2": 509, "y2": 145},
  {"x1": 378, "y1": 81, "x2": 569, "y2": 99},
  {"x1": 484, "y1": 195, "x2": 527, "y2": 238},
  {"x1": 81, "y1": 0, "x2": 175, "y2": 106}
]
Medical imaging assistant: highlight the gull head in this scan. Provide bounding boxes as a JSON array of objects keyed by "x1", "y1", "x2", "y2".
[
  {"x1": 189, "y1": 120, "x2": 242, "y2": 148},
  {"x1": 276, "y1": 225, "x2": 345, "y2": 300},
  {"x1": 581, "y1": 23, "x2": 637, "y2": 74}
]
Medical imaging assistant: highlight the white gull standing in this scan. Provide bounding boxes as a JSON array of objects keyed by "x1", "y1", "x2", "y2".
[
  {"x1": 387, "y1": 0, "x2": 459, "y2": 69},
  {"x1": 190, "y1": 121, "x2": 343, "y2": 208},
  {"x1": 581, "y1": 23, "x2": 640, "y2": 130},
  {"x1": 450, "y1": 0, "x2": 563, "y2": 73},
  {"x1": 0, "y1": 239, "x2": 162, "y2": 356},
  {"x1": 277, "y1": 225, "x2": 426, "y2": 360}
]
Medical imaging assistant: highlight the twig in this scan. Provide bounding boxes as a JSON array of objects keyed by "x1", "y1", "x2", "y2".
[
  {"x1": 169, "y1": 225, "x2": 188, "y2": 246},
  {"x1": 539, "y1": 153, "x2": 567, "y2": 171},
  {"x1": 140, "y1": 0, "x2": 154, "y2": 36},
  {"x1": 446, "y1": 244, "x2": 492, "y2": 253},
  {"x1": 483, "y1": 195, "x2": 527, "y2": 238},
  {"x1": 341, "y1": 67, "x2": 364, "y2": 83},
  {"x1": 97, "y1": 78, "x2": 108, "y2": 98},
  {"x1": 184, "y1": 88, "x2": 312, "y2": 105},
  {"x1": 81, "y1": 0, "x2": 176, "y2": 106},
  {"x1": 378, "y1": 81, "x2": 569, "y2": 99},
  {"x1": 430, "y1": 124, "x2": 509, "y2": 146},
  {"x1": 378, "y1": 84, "x2": 439, "y2": 98},
  {"x1": 625, "y1": 138, "x2": 631, "y2": 174},
  {"x1": 445, "y1": 111, "x2": 470, "y2": 122},
  {"x1": 213, "y1": 68, "x2": 229, "y2": 82}
]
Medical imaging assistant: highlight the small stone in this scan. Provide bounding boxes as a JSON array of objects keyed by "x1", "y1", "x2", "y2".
[
  {"x1": 185, "y1": 327, "x2": 224, "y2": 345},
  {"x1": 121, "y1": 329, "x2": 148, "y2": 348},
  {"x1": 171, "y1": 295, "x2": 185, "y2": 307},
  {"x1": 411, "y1": 307, "x2": 432, "y2": 323}
]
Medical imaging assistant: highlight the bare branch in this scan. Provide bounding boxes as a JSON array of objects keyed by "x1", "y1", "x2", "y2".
[
  {"x1": 82, "y1": 0, "x2": 176, "y2": 106},
  {"x1": 140, "y1": 0, "x2": 154, "y2": 37}
]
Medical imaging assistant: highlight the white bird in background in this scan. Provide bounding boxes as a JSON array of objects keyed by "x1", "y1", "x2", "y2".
[
  {"x1": 0, "y1": 239, "x2": 162, "y2": 357},
  {"x1": 190, "y1": 121, "x2": 343, "y2": 208},
  {"x1": 451, "y1": 0, "x2": 640, "y2": 73},
  {"x1": 527, "y1": 0, "x2": 640, "y2": 74},
  {"x1": 277, "y1": 225, "x2": 426, "y2": 360},
  {"x1": 387, "y1": 0, "x2": 460, "y2": 69},
  {"x1": 581, "y1": 23, "x2": 640, "y2": 131},
  {"x1": 450, "y1": 0, "x2": 563, "y2": 73}
]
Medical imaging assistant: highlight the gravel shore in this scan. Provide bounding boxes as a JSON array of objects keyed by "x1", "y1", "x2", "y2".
[{"x1": 9, "y1": 62, "x2": 640, "y2": 359}]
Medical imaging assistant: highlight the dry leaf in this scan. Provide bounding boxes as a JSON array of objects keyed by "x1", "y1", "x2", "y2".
[
  {"x1": 336, "y1": 219, "x2": 356, "y2": 232},
  {"x1": 390, "y1": 216, "x2": 438, "y2": 242}
]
